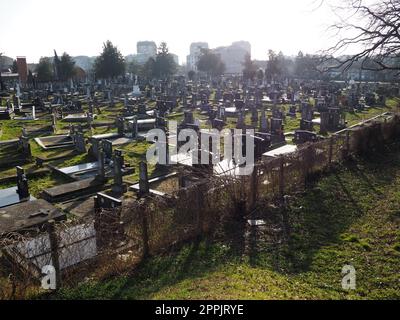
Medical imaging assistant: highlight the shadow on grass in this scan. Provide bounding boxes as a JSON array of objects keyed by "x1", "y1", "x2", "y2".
[
  {"x1": 254, "y1": 145, "x2": 400, "y2": 274},
  {"x1": 55, "y1": 144, "x2": 400, "y2": 299}
]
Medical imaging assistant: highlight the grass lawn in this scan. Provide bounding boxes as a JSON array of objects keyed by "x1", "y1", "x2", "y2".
[{"x1": 55, "y1": 143, "x2": 400, "y2": 300}]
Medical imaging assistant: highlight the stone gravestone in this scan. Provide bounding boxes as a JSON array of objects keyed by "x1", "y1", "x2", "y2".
[
  {"x1": 212, "y1": 118, "x2": 225, "y2": 131},
  {"x1": 155, "y1": 111, "x2": 166, "y2": 129},
  {"x1": 259, "y1": 109, "x2": 269, "y2": 133},
  {"x1": 116, "y1": 116, "x2": 125, "y2": 136},
  {"x1": 86, "y1": 113, "x2": 93, "y2": 131},
  {"x1": 96, "y1": 143, "x2": 106, "y2": 182},
  {"x1": 300, "y1": 103, "x2": 314, "y2": 131},
  {"x1": 236, "y1": 112, "x2": 245, "y2": 129},
  {"x1": 19, "y1": 136, "x2": 32, "y2": 158},
  {"x1": 183, "y1": 110, "x2": 194, "y2": 125},
  {"x1": 270, "y1": 118, "x2": 283, "y2": 135},
  {"x1": 88, "y1": 101, "x2": 94, "y2": 114},
  {"x1": 16, "y1": 166, "x2": 30, "y2": 199},
  {"x1": 138, "y1": 104, "x2": 146, "y2": 115},
  {"x1": 251, "y1": 107, "x2": 258, "y2": 125},
  {"x1": 74, "y1": 132, "x2": 86, "y2": 153},
  {"x1": 111, "y1": 149, "x2": 126, "y2": 194},
  {"x1": 124, "y1": 94, "x2": 128, "y2": 108},
  {"x1": 129, "y1": 116, "x2": 138, "y2": 139},
  {"x1": 139, "y1": 161, "x2": 150, "y2": 195},
  {"x1": 293, "y1": 130, "x2": 318, "y2": 144},
  {"x1": 103, "y1": 139, "x2": 113, "y2": 160}
]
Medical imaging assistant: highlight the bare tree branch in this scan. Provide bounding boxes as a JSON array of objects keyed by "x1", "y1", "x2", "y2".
[{"x1": 321, "y1": 0, "x2": 400, "y2": 73}]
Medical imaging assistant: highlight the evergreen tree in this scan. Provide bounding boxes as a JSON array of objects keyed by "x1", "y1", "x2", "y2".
[
  {"x1": 94, "y1": 40, "x2": 125, "y2": 79},
  {"x1": 53, "y1": 50, "x2": 61, "y2": 80},
  {"x1": 36, "y1": 57, "x2": 53, "y2": 82},
  {"x1": 127, "y1": 60, "x2": 141, "y2": 75},
  {"x1": 153, "y1": 42, "x2": 177, "y2": 79},
  {"x1": 140, "y1": 57, "x2": 156, "y2": 80},
  {"x1": 242, "y1": 53, "x2": 257, "y2": 81},
  {"x1": 197, "y1": 48, "x2": 225, "y2": 77},
  {"x1": 59, "y1": 52, "x2": 76, "y2": 80}
]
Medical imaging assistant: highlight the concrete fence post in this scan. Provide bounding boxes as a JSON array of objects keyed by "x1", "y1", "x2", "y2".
[{"x1": 47, "y1": 220, "x2": 61, "y2": 289}]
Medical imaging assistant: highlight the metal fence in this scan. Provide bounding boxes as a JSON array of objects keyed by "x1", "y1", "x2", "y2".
[{"x1": 1, "y1": 112, "x2": 400, "y2": 298}]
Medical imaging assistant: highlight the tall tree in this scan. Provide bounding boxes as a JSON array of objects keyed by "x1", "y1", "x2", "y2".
[
  {"x1": 242, "y1": 53, "x2": 257, "y2": 81},
  {"x1": 59, "y1": 52, "x2": 76, "y2": 81},
  {"x1": 323, "y1": 0, "x2": 400, "y2": 72},
  {"x1": 265, "y1": 50, "x2": 288, "y2": 81},
  {"x1": 153, "y1": 42, "x2": 177, "y2": 79},
  {"x1": 140, "y1": 57, "x2": 156, "y2": 81},
  {"x1": 127, "y1": 60, "x2": 141, "y2": 75},
  {"x1": 265, "y1": 50, "x2": 280, "y2": 81},
  {"x1": 36, "y1": 57, "x2": 53, "y2": 82},
  {"x1": 53, "y1": 50, "x2": 61, "y2": 80},
  {"x1": 94, "y1": 40, "x2": 125, "y2": 79},
  {"x1": 295, "y1": 51, "x2": 321, "y2": 80},
  {"x1": 197, "y1": 48, "x2": 225, "y2": 77}
]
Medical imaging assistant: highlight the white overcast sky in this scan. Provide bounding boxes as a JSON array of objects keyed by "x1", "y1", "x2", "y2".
[{"x1": 0, "y1": 0, "x2": 358, "y2": 64}]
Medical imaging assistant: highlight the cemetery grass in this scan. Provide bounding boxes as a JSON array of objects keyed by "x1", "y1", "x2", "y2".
[{"x1": 56, "y1": 143, "x2": 400, "y2": 300}]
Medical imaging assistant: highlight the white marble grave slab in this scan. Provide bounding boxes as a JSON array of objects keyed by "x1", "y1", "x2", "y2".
[
  {"x1": 262, "y1": 144, "x2": 298, "y2": 158},
  {"x1": 0, "y1": 186, "x2": 36, "y2": 208},
  {"x1": 59, "y1": 162, "x2": 99, "y2": 175}
]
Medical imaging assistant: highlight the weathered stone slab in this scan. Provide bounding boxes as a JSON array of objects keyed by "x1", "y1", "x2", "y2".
[
  {"x1": 0, "y1": 199, "x2": 65, "y2": 234},
  {"x1": 34, "y1": 135, "x2": 74, "y2": 150},
  {"x1": 42, "y1": 177, "x2": 105, "y2": 202},
  {"x1": 62, "y1": 114, "x2": 88, "y2": 122},
  {"x1": 262, "y1": 144, "x2": 298, "y2": 159}
]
